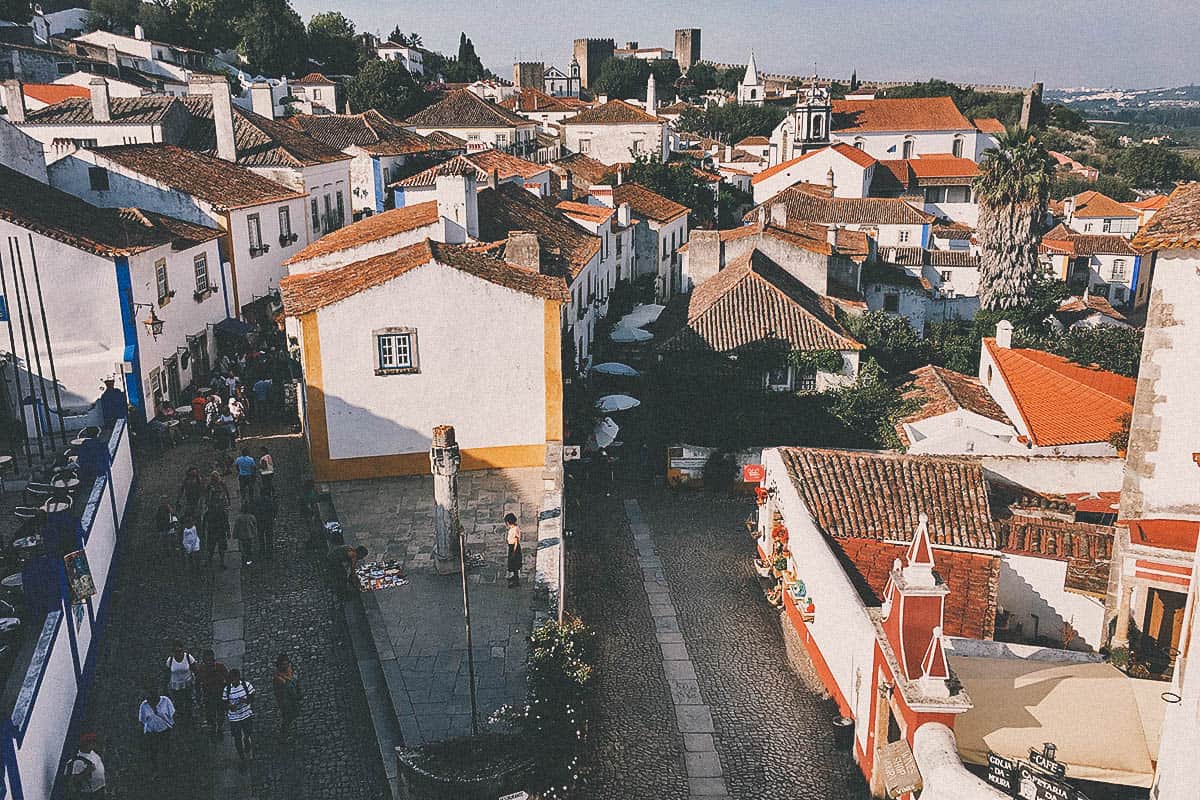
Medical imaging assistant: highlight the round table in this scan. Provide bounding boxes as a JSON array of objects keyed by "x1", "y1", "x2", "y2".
[
  {"x1": 0, "y1": 618, "x2": 19, "y2": 634},
  {"x1": 51, "y1": 475, "x2": 81, "y2": 490},
  {"x1": 42, "y1": 498, "x2": 71, "y2": 513},
  {"x1": 1, "y1": 573, "x2": 22, "y2": 590},
  {"x1": 70, "y1": 436, "x2": 91, "y2": 447},
  {"x1": 13, "y1": 535, "x2": 41, "y2": 550}
]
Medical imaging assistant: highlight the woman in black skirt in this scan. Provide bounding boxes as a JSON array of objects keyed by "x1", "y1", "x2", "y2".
[{"x1": 505, "y1": 513, "x2": 521, "y2": 587}]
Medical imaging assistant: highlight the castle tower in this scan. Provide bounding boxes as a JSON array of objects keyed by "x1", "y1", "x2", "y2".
[
  {"x1": 674, "y1": 28, "x2": 701, "y2": 71},
  {"x1": 572, "y1": 38, "x2": 615, "y2": 90},
  {"x1": 737, "y1": 52, "x2": 764, "y2": 107}
]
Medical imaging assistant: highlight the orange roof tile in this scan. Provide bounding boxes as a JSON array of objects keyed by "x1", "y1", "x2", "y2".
[
  {"x1": 555, "y1": 200, "x2": 613, "y2": 223},
  {"x1": 832, "y1": 96, "x2": 972, "y2": 133},
  {"x1": 562, "y1": 99, "x2": 660, "y2": 125},
  {"x1": 1133, "y1": 183, "x2": 1200, "y2": 251},
  {"x1": 909, "y1": 155, "x2": 979, "y2": 179},
  {"x1": 1071, "y1": 190, "x2": 1138, "y2": 219},
  {"x1": 1128, "y1": 194, "x2": 1169, "y2": 211},
  {"x1": 283, "y1": 202, "x2": 439, "y2": 266},
  {"x1": 1122, "y1": 519, "x2": 1200, "y2": 553},
  {"x1": 973, "y1": 117, "x2": 1006, "y2": 134},
  {"x1": 984, "y1": 339, "x2": 1134, "y2": 447},
  {"x1": 751, "y1": 143, "x2": 875, "y2": 185},
  {"x1": 23, "y1": 83, "x2": 88, "y2": 105},
  {"x1": 736, "y1": 135, "x2": 769, "y2": 146}
]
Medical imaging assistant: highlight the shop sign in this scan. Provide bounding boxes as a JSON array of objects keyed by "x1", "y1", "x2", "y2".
[
  {"x1": 742, "y1": 463, "x2": 765, "y2": 483},
  {"x1": 878, "y1": 739, "x2": 922, "y2": 798},
  {"x1": 562, "y1": 445, "x2": 581, "y2": 461},
  {"x1": 1029, "y1": 743, "x2": 1067, "y2": 779},
  {"x1": 986, "y1": 751, "x2": 1016, "y2": 792},
  {"x1": 64, "y1": 549, "x2": 96, "y2": 604},
  {"x1": 1016, "y1": 765, "x2": 1089, "y2": 800}
]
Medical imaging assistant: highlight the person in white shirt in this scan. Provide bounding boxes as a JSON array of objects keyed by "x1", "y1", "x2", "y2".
[
  {"x1": 137, "y1": 692, "x2": 175, "y2": 775},
  {"x1": 165, "y1": 641, "x2": 196, "y2": 728},
  {"x1": 223, "y1": 669, "x2": 256, "y2": 769},
  {"x1": 64, "y1": 732, "x2": 106, "y2": 796},
  {"x1": 181, "y1": 518, "x2": 201, "y2": 577}
]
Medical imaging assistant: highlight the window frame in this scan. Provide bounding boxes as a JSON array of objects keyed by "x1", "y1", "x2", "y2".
[
  {"x1": 901, "y1": 138, "x2": 914, "y2": 159},
  {"x1": 247, "y1": 213, "x2": 263, "y2": 257},
  {"x1": 154, "y1": 258, "x2": 170, "y2": 305},
  {"x1": 952, "y1": 136, "x2": 964, "y2": 158},
  {"x1": 193, "y1": 252, "x2": 210, "y2": 295},
  {"x1": 898, "y1": 230, "x2": 910, "y2": 244},
  {"x1": 883, "y1": 292, "x2": 900, "y2": 313},
  {"x1": 279, "y1": 206, "x2": 293, "y2": 244},
  {"x1": 311, "y1": 198, "x2": 321, "y2": 234},
  {"x1": 88, "y1": 166, "x2": 110, "y2": 191},
  {"x1": 374, "y1": 327, "x2": 420, "y2": 375}
]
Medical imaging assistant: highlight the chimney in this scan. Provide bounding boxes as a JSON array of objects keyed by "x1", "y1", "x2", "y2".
[
  {"x1": 2, "y1": 80, "x2": 25, "y2": 124},
  {"x1": 770, "y1": 202, "x2": 787, "y2": 227},
  {"x1": 995, "y1": 319, "x2": 1014, "y2": 349},
  {"x1": 826, "y1": 167, "x2": 835, "y2": 190},
  {"x1": 1063, "y1": 194, "x2": 1075, "y2": 222},
  {"x1": 506, "y1": 231, "x2": 541, "y2": 271},
  {"x1": 687, "y1": 229, "x2": 722, "y2": 286},
  {"x1": 590, "y1": 184, "x2": 614, "y2": 207},
  {"x1": 134, "y1": 24, "x2": 145, "y2": 41},
  {"x1": 434, "y1": 171, "x2": 479, "y2": 243},
  {"x1": 616, "y1": 167, "x2": 624, "y2": 185},
  {"x1": 826, "y1": 224, "x2": 838, "y2": 250},
  {"x1": 89, "y1": 77, "x2": 111, "y2": 123},
  {"x1": 617, "y1": 202, "x2": 631, "y2": 227},
  {"x1": 646, "y1": 72, "x2": 657, "y2": 117},
  {"x1": 208, "y1": 77, "x2": 237, "y2": 163},
  {"x1": 105, "y1": 44, "x2": 119, "y2": 68},
  {"x1": 724, "y1": 144, "x2": 732, "y2": 163},
  {"x1": 250, "y1": 81, "x2": 274, "y2": 119},
  {"x1": 598, "y1": 94, "x2": 608, "y2": 104},
  {"x1": 560, "y1": 169, "x2": 574, "y2": 200}
]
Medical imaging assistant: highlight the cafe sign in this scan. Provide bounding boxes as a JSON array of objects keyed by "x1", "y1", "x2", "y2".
[
  {"x1": 986, "y1": 751, "x2": 1017, "y2": 793},
  {"x1": 985, "y1": 744, "x2": 1090, "y2": 800}
]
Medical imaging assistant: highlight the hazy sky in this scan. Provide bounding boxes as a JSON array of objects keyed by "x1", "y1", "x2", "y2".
[{"x1": 293, "y1": 1, "x2": 1197, "y2": 89}]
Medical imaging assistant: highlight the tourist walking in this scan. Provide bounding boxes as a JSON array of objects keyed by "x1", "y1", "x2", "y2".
[
  {"x1": 505, "y1": 513, "x2": 522, "y2": 587},
  {"x1": 154, "y1": 498, "x2": 178, "y2": 557},
  {"x1": 223, "y1": 669, "x2": 256, "y2": 770},
  {"x1": 165, "y1": 641, "x2": 196, "y2": 728},
  {"x1": 258, "y1": 446, "x2": 275, "y2": 496},
  {"x1": 62, "y1": 733, "x2": 106, "y2": 797},
  {"x1": 273, "y1": 653, "x2": 302, "y2": 738},
  {"x1": 234, "y1": 449, "x2": 257, "y2": 501},
  {"x1": 177, "y1": 467, "x2": 205, "y2": 521},
  {"x1": 254, "y1": 491, "x2": 277, "y2": 559},
  {"x1": 233, "y1": 503, "x2": 258, "y2": 565},
  {"x1": 204, "y1": 501, "x2": 229, "y2": 569},
  {"x1": 137, "y1": 691, "x2": 175, "y2": 775},
  {"x1": 195, "y1": 649, "x2": 228, "y2": 742},
  {"x1": 181, "y1": 518, "x2": 201, "y2": 577}
]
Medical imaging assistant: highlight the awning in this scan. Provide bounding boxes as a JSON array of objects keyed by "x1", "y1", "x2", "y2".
[
  {"x1": 595, "y1": 394, "x2": 640, "y2": 413},
  {"x1": 618, "y1": 303, "x2": 666, "y2": 329},
  {"x1": 610, "y1": 326, "x2": 653, "y2": 343},
  {"x1": 214, "y1": 317, "x2": 251, "y2": 337},
  {"x1": 592, "y1": 362, "x2": 640, "y2": 377},
  {"x1": 949, "y1": 655, "x2": 1165, "y2": 788}
]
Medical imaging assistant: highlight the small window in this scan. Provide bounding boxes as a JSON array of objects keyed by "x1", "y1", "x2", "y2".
[
  {"x1": 898, "y1": 230, "x2": 910, "y2": 244},
  {"x1": 336, "y1": 191, "x2": 346, "y2": 228},
  {"x1": 311, "y1": 198, "x2": 321, "y2": 234},
  {"x1": 279, "y1": 206, "x2": 292, "y2": 244},
  {"x1": 313, "y1": 88, "x2": 322, "y2": 100},
  {"x1": 1114, "y1": 286, "x2": 1127, "y2": 303},
  {"x1": 1102, "y1": 219, "x2": 1112, "y2": 233},
  {"x1": 987, "y1": 364, "x2": 993, "y2": 384},
  {"x1": 1084, "y1": 222, "x2": 1093, "y2": 232},
  {"x1": 247, "y1": 213, "x2": 263, "y2": 257},
  {"x1": 1112, "y1": 258, "x2": 1126, "y2": 279},
  {"x1": 375, "y1": 328, "x2": 419, "y2": 374},
  {"x1": 579, "y1": 138, "x2": 591, "y2": 153},
  {"x1": 883, "y1": 293, "x2": 900, "y2": 312},
  {"x1": 811, "y1": 113, "x2": 824, "y2": 139},
  {"x1": 797, "y1": 371, "x2": 817, "y2": 392},
  {"x1": 155, "y1": 258, "x2": 170, "y2": 304},
  {"x1": 940, "y1": 270, "x2": 951, "y2": 283},
  {"x1": 854, "y1": 137, "x2": 865, "y2": 150},
  {"x1": 193, "y1": 253, "x2": 209, "y2": 293},
  {"x1": 952, "y1": 136, "x2": 964, "y2": 158},
  {"x1": 88, "y1": 167, "x2": 109, "y2": 191}
]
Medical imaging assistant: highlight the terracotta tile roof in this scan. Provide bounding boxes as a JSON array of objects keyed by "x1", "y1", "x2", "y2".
[
  {"x1": 498, "y1": 88, "x2": 586, "y2": 114},
  {"x1": 477, "y1": 182, "x2": 600, "y2": 279},
  {"x1": 24, "y1": 94, "x2": 178, "y2": 125},
  {"x1": 562, "y1": 98, "x2": 661, "y2": 126},
  {"x1": 656, "y1": 249, "x2": 862, "y2": 355},
  {"x1": 871, "y1": 159, "x2": 912, "y2": 195},
  {"x1": 736, "y1": 135, "x2": 770, "y2": 146},
  {"x1": 1070, "y1": 190, "x2": 1137, "y2": 219},
  {"x1": 925, "y1": 250, "x2": 979, "y2": 268},
  {"x1": 421, "y1": 130, "x2": 468, "y2": 151},
  {"x1": 1132, "y1": 183, "x2": 1200, "y2": 251},
  {"x1": 676, "y1": 224, "x2": 759, "y2": 253},
  {"x1": 932, "y1": 223, "x2": 974, "y2": 241},
  {"x1": 1127, "y1": 194, "x2": 1169, "y2": 211},
  {"x1": 1054, "y1": 294, "x2": 1127, "y2": 324},
  {"x1": 751, "y1": 143, "x2": 876, "y2": 185},
  {"x1": 658, "y1": 100, "x2": 693, "y2": 115},
  {"x1": 777, "y1": 447, "x2": 996, "y2": 548},
  {"x1": 293, "y1": 72, "x2": 336, "y2": 85},
  {"x1": 1039, "y1": 223, "x2": 1137, "y2": 257},
  {"x1": 405, "y1": 89, "x2": 531, "y2": 129},
  {"x1": 909, "y1": 155, "x2": 979, "y2": 180},
  {"x1": 752, "y1": 183, "x2": 934, "y2": 226},
  {"x1": 862, "y1": 261, "x2": 929, "y2": 291},
  {"x1": 178, "y1": 96, "x2": 350, "y2": 168},
  {"x1": 393, "y1": 150, "x2": 547, "y2": 188},
  {"x1": 996, "y1": 515, "x2": 1114, "y2": 595},
  {"x1": 1121, "y1": 519, "x2": 1200, "y2": 553},
  {"x1": 972, "y1": 117, "x2": 1006, "y2": 134},
  {"x1": 551, "y1": 152, "x2": 618, "y2": 188},
  {"x1": 728, "y1": 149, "x2": 766, "y2": 164},
  {"x1": 555, "y1": 200, "x2": 613, "y2": 223},
  {"x1": 284, "y1": 110, "x2": 433, "y2": 155},
  {"x1": 0, "y1": 164, "x2": 222, "y2": 257},
  {"x1": 92, "y1": 144, "x2": 304, "y2": 210},
  {"x1": 896, "y1": 365, "x2": 1011, "y2": 445},
  {"x1": 612, "y1": 182, "x2": 689, "y2": 223},
  {"x1": 831, "y1": 537, "x2": 999, "y2": 639},
  {"x1": 983, "y1": 338, "x2": 1134, "y2": 447},
  {"x1": 283, "y1": 201, "x2": 439, "y2": 266},
  {"x1": 22, "y1": 83, "x2": 88, "y2": 105},
  {"x1": 280, "y1": 238, "x2": 568, "y2": 316},
  {"x1": 832, "y1": 97, "x2": 972, "y2": 133},
  {"x1": 1064, "y1": 491, "x2": 1121, "y2": 516}
]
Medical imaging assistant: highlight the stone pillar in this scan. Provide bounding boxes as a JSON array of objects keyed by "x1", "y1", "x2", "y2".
[
  {"x1": 430, "y1": 425, "x2": 462, "y2": 574},
  {"x1": 1112, "y1": 582, "x2": 1134, "y2": 648}
]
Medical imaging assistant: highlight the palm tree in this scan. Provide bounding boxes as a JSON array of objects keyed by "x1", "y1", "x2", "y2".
[{"x1": 973, "y1": 128, "x2": 1055, "y2": 310}]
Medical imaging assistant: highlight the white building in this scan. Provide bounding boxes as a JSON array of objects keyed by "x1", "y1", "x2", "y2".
[
  {"x1": 1039, "y1": 223, "x2": 1143, "y2": 309},
  {"x1": 0, "y1": 114, "x2": 47, "y2": 182},
  {"x1": 392, "y1": 150, "x2": 553, "y2": 208},
  {"x1": 543, "y1": 61, "x2": 581, "y2": 98},
  {"x1": 592, "y1": 182, "x2": 690, "y2": 299},
  {"x1": 46, "y1": 143, "x2": 309, "y2": 317},
  {"x1": 289, "y1": 73, "x2": 343, "y2": 115},
  {"x1": 1061, "y1": 190, "x2": 1139, "y2": 237},
  {"x1": 404, "y1": 89, "x2": 540, "y2": 161},
  {"x1": 896, "y1": 365, "x2": 1024, "y2": 455},
  {"x1": 280, "y1": 239, "x2": 567, "y2": 481},
  {"x1": 561, "y1": 96, "x2": 668, "y2": 165},
  {"x1": 0, "y1": 163, "x2": 226, "y2": 420},
  {"x1": 72, "y1": 27, "x2": 208, "y2": 83},
  {"x1": 498, "y1": 88, "x2": 588, "y2": 132},
  {"x1": 375, "y1": 41, "x2": 425, "y2": 77},
  {"x1": 736, "y1": 52, "x2": 764, "y2": 107},
  {"x1": 751, "y1": 142, "x2": 878, "y2": 202}
]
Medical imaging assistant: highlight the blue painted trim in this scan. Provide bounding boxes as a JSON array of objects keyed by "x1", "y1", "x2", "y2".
[
  {"x1": 1130, "y1": 255, "x2": 1142, "y2": 299},
  {"x1": 920, "y1": 224, "x2": 931, "y2": 250},
  {"x1": 2, "y1": 722, "x2": 20, "y2": 799},
  {"x1": 10, "y1": 612, "x2": 63, "y2": 742},
  {"x1": 60, "y1": 571, "x2": 81, "y2": 685},
  {"x1": 372, "y1": 158, "x2": 386, "y2": 214},
  {"x1": 394, "y1": 187, "x2": 406, "y2": 208},
  {"x1": 113, "y1": 257, "x2": 143, "y2": 416}
]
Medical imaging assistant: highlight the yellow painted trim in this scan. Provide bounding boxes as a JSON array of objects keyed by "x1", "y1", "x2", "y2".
[
  {"x1": 299, "y1": 311, "x2": 331, "y2": 466},
  {"x1": 544, "y1": 299, "x2": 563, "y2": 441},
  {"x1": 310, "y1": 444, "x2": 547, "y2": 482},
  {"x1": 222, "y1": 212, "x2": 242, "y2": 317}
]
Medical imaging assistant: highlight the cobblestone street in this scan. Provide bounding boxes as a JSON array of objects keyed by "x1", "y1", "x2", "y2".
[
  {"x1": 71, "y1": 428, "x2": 389, "y2": 799},
  {"x1": 569, "y1": 478, "x2": 870, "y2": 800}
]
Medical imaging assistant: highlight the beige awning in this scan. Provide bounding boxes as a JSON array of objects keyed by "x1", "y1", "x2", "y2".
[{"x1": 949, "y1": 656, "x2": 1166, "y2": 788}]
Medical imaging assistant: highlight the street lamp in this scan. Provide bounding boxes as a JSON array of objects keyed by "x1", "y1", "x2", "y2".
[{"x1": 132, "y1": 303, "x2": 164, "y2": 339}]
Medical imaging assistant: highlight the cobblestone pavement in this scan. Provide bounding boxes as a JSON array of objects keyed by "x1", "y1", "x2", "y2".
[
  {"x1": 567, "y1": 485, "x2": 689, "y2": 800},
  {"x1": 635, "y1": 486, "x2": 870, "y2": 800},
  {"x1": 71, "y1": 428, "x2": 389, "y2": 799}
]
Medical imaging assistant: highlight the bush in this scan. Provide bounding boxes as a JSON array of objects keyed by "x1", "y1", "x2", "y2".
[
  {"x1": 841, "y1": 311, "x2": 930, "y2": 375},
  {"x1": 790, "y1": 348, "x2": 845, "y2": 375}
]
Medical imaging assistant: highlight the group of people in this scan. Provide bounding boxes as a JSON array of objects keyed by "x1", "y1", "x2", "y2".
[{"x1": 158, "y1": 445, "x2": 277, "y2": 575}]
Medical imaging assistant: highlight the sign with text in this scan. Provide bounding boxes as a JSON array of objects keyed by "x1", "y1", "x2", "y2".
[
  {"x1": 1029, "y1": 744, "x2": 1067, "y2": 779},
  {"x1": 986, "y1": 751, "x2": 1017, "y2": 793},
  {"x1": 878, "y1": 739, "x2": 922, "y2": 798},
  {"x1": 1016, "y1": 765, "x2": 1089, "y2": 800},
  {"x1": 64, "y1": 549, "x2": 95, "y2": 604},
  {"x1": 562, "y1": 445, "x2": 581, "y2": 461},
  {"x1": 742, "y1": 463, "x2": 766, "y2": 483}
]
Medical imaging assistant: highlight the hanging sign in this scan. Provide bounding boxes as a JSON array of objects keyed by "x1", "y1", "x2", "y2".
[
  {"x1": 742, "y1": 463, "x2": 766, "y2": 483},
  {"x1": 878, "y1": 739, "x2": 922, "y2": 798}
]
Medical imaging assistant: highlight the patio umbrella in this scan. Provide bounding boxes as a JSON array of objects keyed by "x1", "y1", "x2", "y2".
[
  {"x1": 610, "y1": 326, "x2": 654, "y2": 343},
  {"x1": 593, "y1": 416, "x2": 619, "y2": 449},
  {"x1": 619, "y1": 304, "x2": 666, "y2": 329},
  {"x1": 592, "y1": 362, "x2": 641, "y2": 377},
  {"x1": 595, "y1": 394, "x2": 641, "y2": 413}
]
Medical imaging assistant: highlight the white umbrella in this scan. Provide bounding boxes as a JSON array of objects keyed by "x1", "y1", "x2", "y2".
[
  {"x1": 593, "y1": 416, "x2": 619, "y2": 449},
  {"x1": 592, "y1": 362, "x2": 641, "y2": 377},
  {"x1": 619, "y1": 303, "x2": 666, "y2": 329},
  {"x1": 595, "y1": 394, "x2": 641, "y2": 413},
  {"x1": 610, "y1": 326, "x2": 654, "y2": 343}
]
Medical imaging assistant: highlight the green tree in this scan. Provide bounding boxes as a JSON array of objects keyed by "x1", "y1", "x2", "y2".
[
  {"x1": 179, "y1": 0, "x2": 241, "y2": 50},
  {"x1": 677, "y1": 102, "x2": 785, "y2": 143},
  {"x1": 0, "y1": 0, "x2": 33, "y2": 24},
  {"x1": 617, "y1": 153, "x2": 718, "y2": 227},
  {"x1": 593, "y1": 56, "x2": 649, "y2": 100},
  {"x1": 437, "y1": 32, "x2": 487, "y2": 82},
  {"x1": 716, "y1": 67, "x2": 742, "y2": 93},
  {"x1": 828, "y1": 358, "x2": 915, "y2": 450},
  {"x1": 1115, "y1": 143, "x2": 1197, "y2": 191},
  {"x1": 842, "y1": 311, "x2": 931, "y2": 375},
  {"x1": 1051, "y1": 172, "x2": 1136, "y2": 203},
  {"x1": 1046, "y1": 326, "x2": 1144, "y2": 378},
  {"x1": 307, "y1": 11, "x2": 358, "y2": 75},
  {"x1": 973, "y1": 128, "x2": 1055, "y2": 310},
  {"x1": 346, "y1": 57, "x2": 430, "y2": 118},
  {"x1": 884, "y1": 79, "x2": 1026, "y2": 127},
  {"x1": 234, "y1": 0, "x2": 308, "y2": 75},
  {"x1": 87, "y1": 0, "x2": 140, "y2": 33},
  {"x1": 682, "y1": 61, "x2": 717, "y2": 97}
]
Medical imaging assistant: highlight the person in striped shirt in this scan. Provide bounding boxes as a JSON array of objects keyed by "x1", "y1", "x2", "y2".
[{"x1": 222, "y1": 669, "x2": 256, "y2": 769}]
